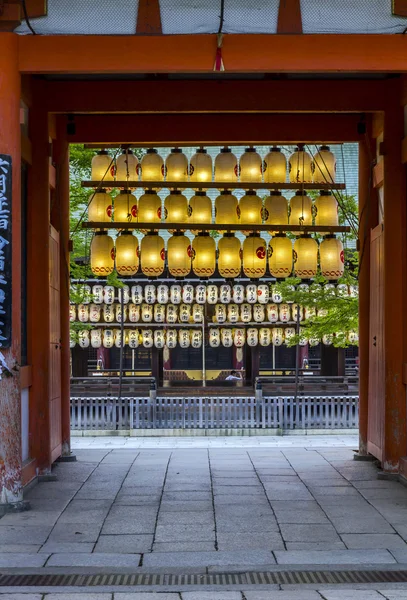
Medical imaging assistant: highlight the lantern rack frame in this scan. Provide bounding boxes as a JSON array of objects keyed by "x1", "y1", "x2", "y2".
[
  {"x1": 81, "y1": 180, "x2": 345, "y2": 192},
  {"x1": 82, "y1": 222, "x2": 351, "y2": 234},
  {"x1": 72, "y1": 321, "x2": 298, "y2": 328}
]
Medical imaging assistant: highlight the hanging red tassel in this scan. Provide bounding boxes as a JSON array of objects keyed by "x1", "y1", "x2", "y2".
[{"x1": 213, "y1": 33, "x2": 225, "y2": 72}]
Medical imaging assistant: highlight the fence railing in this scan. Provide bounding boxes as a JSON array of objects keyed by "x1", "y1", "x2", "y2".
[{"x1": 70, "y1": 395, "x2": 358, "y2": 431}]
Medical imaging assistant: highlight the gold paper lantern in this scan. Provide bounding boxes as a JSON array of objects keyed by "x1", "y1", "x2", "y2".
[
  {"x1": 313, "y1": 145, "x2": 336, "y2": 184},
  {"x1": 167, "y1": 233, "x2": 191, "y2": 278},
  {"x1": 239, "y1": 191, "x2": 262, "y2": 235},
  {"x1": 165, "y1": 190, "x2": 188, "y2": 233},
  {"x1": 243, "y1": 234, "x2": 267, "y2": 279},
  {"x1": 140, "y1": 232, "x2": 165, "y2": 277},
  {"x1": 214, "y1": 147, "x2": 238, "y2": 183},
  {"x1": 314, "y1": 192, "x2": 338, "y2": 233},
  {"x1": 268, "y1": 235, "x2": 293, "y2": 279},
  {"x1": 239, "y1": 147, "x2": 262, "y2": 184},
  {"x1": 290, "y1": 192, "x2": 313, "y2": 228},
  {"x1": 289, "y1": 146, "x2": 314, "y2": 183},
  {"x1": 218, "y1": 234, "x2": 241, "y2": 278},
  {"x1": 192, "y1": 233, "x2": 216, "y2": 278},
  {"x1": 138, "y1": 190, "x2": 161, "y2": 234},
  {"x1": 263, "y1": 147, "x2": 287, "y2": 183},
  {"x1": 165, "y1": 148, "x2": 188, "y2": 182},
  {"x1": 189, "y1": 192, "x2": 212, "y2": 235},
  {"x1": 264, "y1": 192, "x2": 288, "y2": 232},
  {"x1": 189, "y1": 148, "x2": 213, "y2": 187},
  {"x1": 88, "y1": 190, "x2": 113, "y2": 223},
  {"x1": 140, "y1": 148, "x2": 164, "y2": 182},
  {"x1": 114, "y1": 190, "x2": 137, "y2": 222},
  {"x1": 294, "y1": 235, "x2": 318, "y2": 279},
  {"x1": 91, "y1": 150, "x2": 114, "y2": 182},
  {"x1": 115, "y1": 232, "x2": 139, "y2": 276},
  {"x1": 320, "y1": 235, "x2": 344, "y2": 281},
  {"x1": 215, "y1": 191, "x2": 239, "y2": 234},
  {"x1": 116, "y1": 149, "x2": 138, "y2": 181},
  {"x1": 91, "y1": 232, "x2": 114, "y2": 276}
]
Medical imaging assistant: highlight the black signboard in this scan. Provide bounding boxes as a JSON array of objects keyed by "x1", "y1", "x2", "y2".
[{"x1": 0, "y1": 155, "x2": 12, "y2": 348}]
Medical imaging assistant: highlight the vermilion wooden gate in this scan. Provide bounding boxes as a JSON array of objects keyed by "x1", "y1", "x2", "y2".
[
  {"x1": 49, "y1": 225, "x2": 62, "y2": 463},
  {"x1": 367, "y1": 224, "x2": 385, "y2": 461}
]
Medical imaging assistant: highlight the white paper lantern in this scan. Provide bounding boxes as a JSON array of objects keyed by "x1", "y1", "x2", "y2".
[
  {"x1": 309, "y1": 336, "x2": 320, "y2": 347},
  {"x1": 69, "y1": 305, "x2": 76, "y2": 322},
  {"x1": 294, "y1": 236, "x2": 318, "y2": 279},
  {"x1": 154, "y1": 304, "x2": 166, "y2": 323},
  {"x1": 263, "y1": 147, "x2": 287, "y2": 183},
  {"x1": 131, "y1": 285, "x2": 143, "y2": 304},
  {"x1": 232, "y1": 284, "x2": 245, "y2": 304},
  {"x1": 116, "y1": 149, "x2": 138, "y2": 181},
  {"x1": 323, "y1": 334, "x2": 334, "y2": 345},
  {"x1": 289, "y1": 146, "x2": 314, "y2": 183},
  {"x1": 313, "y1": 145, "x2": 336, "y2": 184},
  {"x1": 117, "y1": 285, "x2": 130, "y2": 305},
  {"x1": 166, "y1": 329, "x2": 177, "y2": 348},
  {"x1": 115, "y1": 304, "x2": 127, "y2": 323},
  {"x1": 88, "y1": 190, "x2": 113, "y2": 223},
  {"x1": 179, "y1": 304, "x2": 191, "y2": 323},
  {"x1": 78, "y1": 330, "x2": 90, "y2": 348},
  {"x1": 113, "y1": 190, "x2": 138, "y2": 222},
  {"x1": 292, "y1": 304, "x2": 303, "y2": 322},
  {"x1": 103, "y1": 304, "x2": 115, "y2": 323},
  {"x1": 253, "y1": 304, "x2": 265, "y2": 323},
  {"x1": 227, "y1": 304, "x2": 239, "y2": 323},
  {"x1": 154, "y1": 330, "x2": 165, "y2": 348},
  {"x1": 143, "y1": 330, "x2": 154, "y2": 348},
  {"x1": 255, "y1": 284, "x2": 268, "y2": 305},
  {"x1": 221, "y1": 328, "x2": 233, "y2": 348},
  {"x1": 103, "y1": 285, "x2": 115, "y2": 305},
  {"x1": 243, "y1": 234, "x2": 267, "y2": 279},
  {"x1": 92, "y1": 285, "x2": 104, "y2": 304},
  {"x1": 114, "y1": 329, "x2": 123, "y2": 348},
  {"x1": 215, "y1": 304, "x2": 227, "y2": 324},
  {"x1": 278, "y1": 303, "x2": 290, "y2": 323},
  {"x1": 209, "y1": 328, "x2": 220, "y2": 348},
  {"x1": 80, "y1": 284, "x2": 92, "y2": 303},
  {"x1": 324, "y1": 283, "x2": 336, "y2": 296},
  {"x1": 234, "y1": 328, "x2": 246, "y2": 347},
  {"x1": 128, "y1": 330, "x2": 139, "y2": 348},
  {"x1": 166, "y1": 304, "x2": 178, "y2": 323},
  {"x1": 170, "y1": 284, "x2": 182, "y2": 305},
  {"x1": 103, "y1": 329, "x2": 114, "y2": 348},
  {"x1": 299, "y1": 327, "x2": 308, "y2": 346},
  {"x1": 220, "y1": 284, "x2": 232, "y2": 304},
  {"x1": 141, "y1": 304, "x2": 153, "y2": 322},
  {"x1": 267, "y1": 303, "x2": 279, "y2": 322},
  {"x1": 317, "y1": 308, "x2": 328, "y2": 318},
  {"x1": 128, "y1": 304, "x2": 140, "y2": 322},
  {"x1": 349, "y1": 285, "x2": 358, "y2": 298},
  {"x1": 272, "y1": 328, "x2": 284, "y2": 346},
  {"x1": 240, "y1": 147, "x2": 262, "y2": 184},
  {"x1": 259, "y1": 328, "x2": 271, "y2": 346},
  {"x1": 271, "y1": 285, "x2": 283, "y2": 304},
  {"x1": 144, "y1": 284, "x2": 156, "y2": 305},
  {"x1": 89, "y1": 304, "x2": 101, "y2": 323},
  {"x1": 247, "y1": 328, "x2": 259, "y2": 347},
  {"x1": 90, "y1": 329, "x2": 102, "y2": 349},
  {"x1": 304, "y1": 306, "x2": 316, "y2": 320},
  {"x1": 182, "y1": 284, "x2": 194, "y2": 304},
  {"x1": 246, "y1": 284, "x2": 258, "y2": 304},
  {"x1": 195, "y1": 284, "x2": 207, "y2": 304},
  {"x1": 320, "y1": 236, "x2": 345, "y2": 281},
  {"x1": 157, "y1": 284, "x2": 169, "y2": 304},
  {"x1": 347, "y1": 330, "x2": 359, "y2": 344},
  {"x1": 337, "y1": 283, "x2": 349, "y2": 297},
  {"x1": 207, "y1": 284, "x2": 218, "y2": 305},
  {"x1": 214, "y1": 147, "x2": 238, "y2": 182},
  {"x1": 241, "y1": 303, "x2": 252, "y2": 323},
  {"x1": 179, "y1": 329, "x2": 190, "y2": 349},
  {"x1": 191, "y1": 330, "x2": 203, "y2": 348},
  {"x1": 192, "y1": 304, "x2": 204, "y2": 322},
  {"x1": 284, "y1": 327, "x2": 296, "y2": 345},
  {"x1": 78, "y1": 304, "x2": 89, "y2": 323},
  {"x1": 91, "y1": 150, "x2": 114, "y2": 182}
]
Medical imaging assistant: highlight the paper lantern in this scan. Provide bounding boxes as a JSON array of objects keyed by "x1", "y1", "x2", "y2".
[
  {"x1": 140, "y1": 232, "x2": 165, "y2": 277},
  {"x1": 140, "y1": 148, "x2": 164, "y2": 183},
  {"x1": 195, "y1": 284, "x2": 207, "y2": 304},
  {"x1": 191, "y1": 330, "x2": 203, "y2": 348},
  {"x1": 179, "y1": 329, "x2": 190, "y2": 348},
  {"x1": 323, "y1": 334, "x2": 334, "y2": 345},
  {"x1": 182, "y1": 284, "x2": 194, "y2": 304},
  {"x1": 294, "y1": 235, "x2": 318, "y2": 279},
  {"x1": 157, "y1": 284, "x2": 169, "y2": 304},
  {"x1": 103, "y1": 304, "x2": 115, "y2": 323},
  {"x1": 257, "y1": 284, "x2": 269, "y2": 304},
  {"x1": 116, "y1": 149, "x2": 138, "y2": 181},
  {"x1": 79, "y1": 285, "x2": 91, "y2": 306},
  {"x1": 91, "y1": 329, "x2": 102, "y2": 349},
  {"x1": 115, "y1": 304, "x2": 127, "y2": 323},
  {"x1": 137, "y1": 190, "x2": 161, "y2": 234},
  {"x1": 214, "y1": 147, "x2": 238, "y2": 182},
  {"x1": 239, "y1": 191, "x2": 262, "y2": 235},
  {"x1": 227, "y1": 304, "x2": 239, "y2": 323},
  {"x1": 166, "y1": 304, "x2": 178, "y2": 323},
  {"x1": 272, "y1": 328, "x2": 284, "y2": 346},
  {"x1": 309, "y1": 336, "x2": 320, "y2": 347},
  {"x1": 232, "y1": 284, "x2": 245, "y2": 304},
  {"x1": 247, "y1": 328, "x2": 259, "y2": 347},
  {"x1": 284, "y1": 327, "x2": 296, "y2": 345},
  {"x1": 313, "y1": 145, "x2": 336, "y2": 184},
  {"x1": 221, "y1": 328, "x2": 233, "y2": 348},
  {"x1": 240, "y1": 147, "x2": 262, "y2": 184},
  {"x1": 299, "y1": 327, "x2": 308, "y2": 346},
  {"x1": 70, "y1": 331, "x2": 76, "y2": 348},
  {"x1": 209, "y1": 328, "x2": 220, "y2": 348},
  {"x1": 189, "y1": 149, "x2": 213, "y2": 187},
  {"x1": 69, "y1": 305, "x2": 76, "y2": 322},
  {"x1": 220, "y1": 284, "x2": 232, "y2": 304},
  {"x1": 91, "y1": 150, "x2": 114, "y2": 182},
  {"x1": 168, "y1": 233, "x2": 191, "y2": 277},
  {"x1": 91, "y1": 232, "x2": 114, "y2": 276},
  {"x1": 259, "y1": 328, "x2": 271, "y2": 346},
  {"x1": 165, "y1": 148, "x2": 188, "y2": 182},
  {"x1": 78, "y1": 330, "x2": 90, "y2": 348},
  {"x1": 243, "y1": 234, "x2": 267, "y2": 279},
  {"x1": 114, "y1": 190, "x2": 137, "y2": 222},
  {"x1": 279, "y1": 303, "x2": 290, "y2": 323},
  {"x1": 192, "y1": 304, "x2": 204, "y2": 322},
  {"x1": 317, "y1": 307, "x2": 328, "y2": 318},
  {"x1": 324, "y1": 283, "x2": 336, "y2": 296},
  {"x1": 88, "y1": 191, "x2": 112, "y2": 223},
  {"x1": 116, "y1": 232, "x2": 139, "y2": 276},
  {"x1": 246, "y1": 284, "x2": 257, "y2": 304},
  {"x1": 141, "y1": 303, "x2": 153, "y2": 322},
  {"x1": 179, "y1": 304, "x2": 191, "y2": 323},
  {"x1": 165, "y1": 191, "x2": 189, "y2": 233},
  {"x1": 337, "y1": 283, "x2": 349, "y2": 297},
  {"x1": 143, "y1": 330, "x2": 154, "y2": 348},
  {"x1": 103, "y1": 285, "x2": 115, "y2": 305},
  {"x1": 271, "y1": 286, "x2": 283, "y2": 303},
  {"x1": 77, "y1": 304, "x2": 89, "y2": 323},
  {"x1": 154, "y1": 330, "x2": 165, "y2": 349},
  {"x1": 128, "y1": 330, "x2": 139, "y2": 348},
  {"x1": 264, "y1": 192, "x2": 289, "y2": 232},
  {"x1": 114, "y1": 329, "x2": 123, "y2": 348},
  {"x1": 92, "y1": 285, "x2": 104, "y2": 304},
  {"x1": 189, "y1": 192, "x2": 212, "y2": 234},
  {"x1": 290, "y1": 192, "x2": 313, "y2": 228},
  {"x1": 289, "y1": 146, "x2": 314, "y2": 183},
  {"x1": 215, "y1": 304, "x2": 227, "y2": 323},
  {"x1": 131, "y1": 285, "x2": 143, "y2": 304},
  {"x1": 263, "y1": 147, "x2": 287, "y2": 183},
  {"x1": 166, "y1": 329, "x2": 177, "y2": 348},
  {"x1": 349, "y1": 285, "x2": 358, "y2": 298},
  {"x1": 154, "y1": 304, "x2": 166, "y2": 323},
  {"x1": 233, "y1": 328, "x2": 246, "y2": 347},
  {"x1": 89, "y1": 304, "x2": 101, "y2": 323},
  {"x1": 253, "y1": 304, "x2": 265, "y2": 323},
  {"x1": 144, "y1": 284, "x2": 156, "y2": 304},
  {"x1": 267, "y1": 303, "x2": 279, "y2": 322},
  {"x1": 215, "y1": 191, "x2": 239, "y2": 233},
  {"x1": 103, "y1": 329, "x2": 114, "y2": 348},
  {"x1": 348, "y1": 330, "x2": 359, "y2": 344},
  {"x1": 292, "y1": 304, "x2": 303, "y2": 322},
  {"x1": 218, "y1": 235, "x2": 241, "y2": 279},
  {"x1": 170, "y1": 284, "x2": 182, "y2": 304},
  {"x1": 305, "y1": 306, "x2": 316, "y2": 320},
  {"x1": 320, "y1": 236, "x2": 344, "y2": 281},
  {"x1": 314, "y1": 192, "x2": 338, "y2": 234},
  {"x1": 129, "y1": 304, "x2": 140, "y2": 322},
  {"x1": 192, "y1": 233, "x2": 216, "y2": 278},
  {"x1": 241, "y1": 303, "x2": 252, "y2": 323},
  {"x1": 117, "y1": 285, "x2": 130, "y2": 305}
]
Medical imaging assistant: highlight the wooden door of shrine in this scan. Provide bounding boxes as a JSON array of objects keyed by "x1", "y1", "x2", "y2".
[
  {"x1": 367, "y1": 224, "x2": 385, "y2": 461},
  {"x1": 49, "y1": 225, "x2": 62, "y2": 462}
]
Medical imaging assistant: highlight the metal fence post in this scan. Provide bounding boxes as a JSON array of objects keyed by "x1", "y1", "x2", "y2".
[{"x1": 255, "y1": 379, "x2": 264, "y2": 428}]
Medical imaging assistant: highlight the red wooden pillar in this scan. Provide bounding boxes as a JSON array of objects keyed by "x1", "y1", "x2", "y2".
[
  {"x1": 0, "y1": 33, "x2": 23, "y2": 508},
  {"x1": 382, "y1": 81, "x2": 407, "y2": 472}
]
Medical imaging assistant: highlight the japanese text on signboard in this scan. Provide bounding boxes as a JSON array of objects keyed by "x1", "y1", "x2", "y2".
[{"x1": 0, "y1": 155, "x2": 12, "y2": 348}]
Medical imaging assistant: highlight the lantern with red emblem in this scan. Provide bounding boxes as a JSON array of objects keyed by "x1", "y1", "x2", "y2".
[{"x1": 243, "y1": 234, "x2": 267, "y2": 279}]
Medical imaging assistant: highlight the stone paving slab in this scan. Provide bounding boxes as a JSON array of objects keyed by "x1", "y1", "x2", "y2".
[
  {"x1": 274, "y1": 549, "x2": 397, "y2": 564},
  {"x1": 94, "y1": 535, "x2": 153, "y2": 554},
  {"x1": 39, "y1": 543, "x2": 95, "y2": 554},
  {"x1": 341, "y1": 534, "x2": 407, "y2": 549},
  {"x1": 0, "y1": 553, "x2": 49, "y2": 567},
  {"x1": 142, "y1": 550, "x2": 275, "y2": 568},
  {"x1": 243, "y1": 592, "x2": 322, "y2": 599},
  {"x1": 46, "y1": 553, "x2": 141, "y2": 567}
]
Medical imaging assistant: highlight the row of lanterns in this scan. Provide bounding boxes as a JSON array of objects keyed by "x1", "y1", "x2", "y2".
[
  {"x1": 91, "y1": 145, "x2": 336, "y2": 185},
  {"x1": 72, "y1": 327, "x2": 358, "y2": 349},
  {"x1": 91, "y1": 231, "x2": 344, "y2": 281}
]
